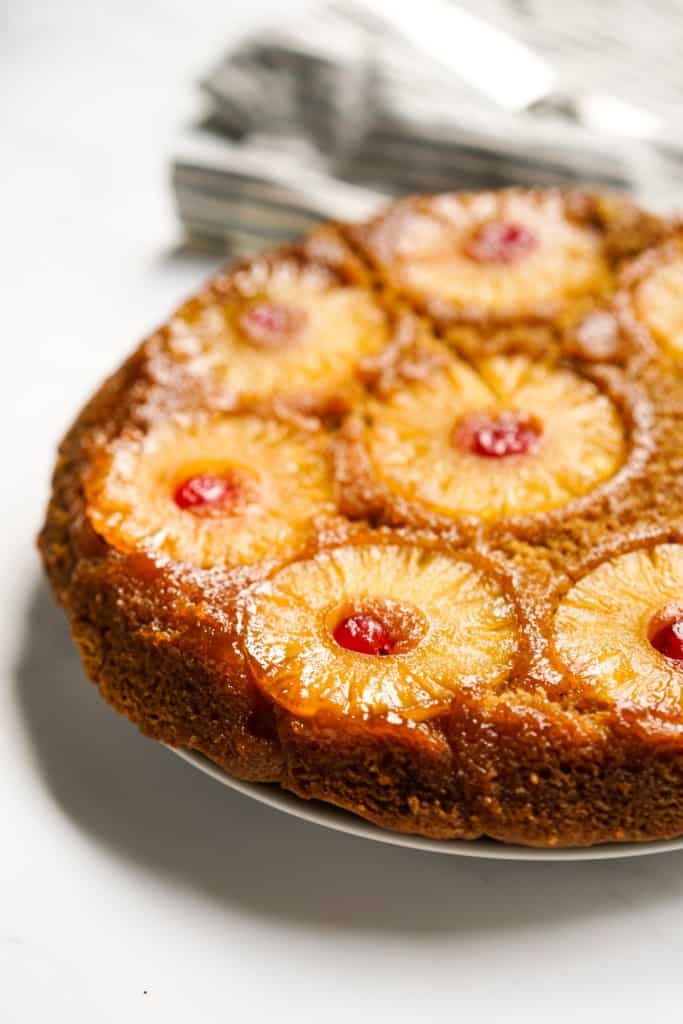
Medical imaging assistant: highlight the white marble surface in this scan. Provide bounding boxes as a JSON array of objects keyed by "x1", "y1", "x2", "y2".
[{"x1": 3, "y1": 2, "x2": 683, "y2": 1021}]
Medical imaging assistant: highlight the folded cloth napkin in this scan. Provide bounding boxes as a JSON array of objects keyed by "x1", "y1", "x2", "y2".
[{"x1": 172, "y1": 1, "x2": 679, "y2": 254}]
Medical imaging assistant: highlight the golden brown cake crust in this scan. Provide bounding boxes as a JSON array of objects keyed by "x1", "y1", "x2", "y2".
[{"x1": 39, "y1": 189, "x2": 683, "y2": 847}]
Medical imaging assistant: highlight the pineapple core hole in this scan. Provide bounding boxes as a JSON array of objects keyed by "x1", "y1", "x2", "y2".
[
  {"x1": 453, "y1": 410, "x2": 542, "y2": 459},
  {"x1": 173, "y1": 467, "x2": 259, "y2": 518},
  {"x1": 648, "y1": 605, "x2": 683, "y2": 663},
  {"x1": 464, "y1": 221, "x2": 537, "y2": 265},
  {"x1": 237, "y1": 301, "x2": 307, "y2": 349},
  {"x1": 330, "y1": 598, "x2": 427, "y2": 657}
]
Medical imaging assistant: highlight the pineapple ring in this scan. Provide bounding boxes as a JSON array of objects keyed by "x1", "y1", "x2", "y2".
[
  {"x1": 355, "y1": 191, "x2": 610, "y2": 321},
  {"x1": 244, "y1": 543, "x2": 517, "y2": 721},
  {"x1": 554, "y1": 544, "x2": 683, "y2": 711},
  {"x1": 166, "y1": 258, "x2": 389, "y2": 400},
  {"x1": 357, "y1": 354, "x2": 626, "y2": 522},
  {"x1": 632, "y1": 248, "x2": 683, "y2": 358},
  {"x1": 85, "y1": 414, "x2": 336, "y2": 570}
]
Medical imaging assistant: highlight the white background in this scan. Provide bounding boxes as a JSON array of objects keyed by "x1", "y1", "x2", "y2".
[{"x1": 3, "y1": 2, "x2": 683, "y2": 1021}]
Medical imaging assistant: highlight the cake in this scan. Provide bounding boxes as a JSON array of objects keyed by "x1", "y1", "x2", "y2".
[{"x1": 39, "y1": 188, "x2": 683, "y2": 848}]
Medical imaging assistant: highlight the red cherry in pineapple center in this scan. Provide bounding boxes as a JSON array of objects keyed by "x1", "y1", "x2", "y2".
[
  {"x1": 650, "y1": 618, "x2": 683, "y2": 663},
  {"x1": 465, "y1": 221, "x2": 537, "y2": 264},
  {"x1": 455, "y1": 411, "x2": 542, "y2": 459},
  {"x1": 333, "y1": 613, "x2": 397, "y2": 656},
  {"x1": 238, "y1": 302, "x2": 305, "y2": 348},
  {"x1": 173, "y1": 472, "x2": 250, "y2": 517}
]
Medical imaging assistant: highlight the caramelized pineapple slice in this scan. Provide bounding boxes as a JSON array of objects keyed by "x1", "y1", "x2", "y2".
[
  {"x1": 357, "y1": 354, "x2": 625, "y2": 522},
  {"x1": 244, "y1": 543, "x2": 517, "y2": 721},
  {"x1": 554, "y1": 544, "x2": 683, "y2": 711},
  {"x1": 355, "y1": 191, "x2": 610, "y2": 321},
  {"x1": 633, "y1": 248, "x2": 683, "y2": 358},
  {"x1": 85, "y1": 414, "x2": 335, "y2": 569},
  {"x1": 167, "y1": 258, "x2": 389, "y2": 402}
]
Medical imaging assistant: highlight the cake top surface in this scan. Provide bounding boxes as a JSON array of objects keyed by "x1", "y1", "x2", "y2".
[{"x1": 43, "y1": 187, "x2": 683, "y2": 740}]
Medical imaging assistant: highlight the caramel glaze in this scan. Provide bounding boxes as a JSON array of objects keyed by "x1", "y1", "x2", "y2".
[{"x1": 39, "y1": 188, "x2": 683, "y2": 847}]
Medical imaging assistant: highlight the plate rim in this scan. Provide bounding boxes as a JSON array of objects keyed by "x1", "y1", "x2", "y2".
[{"x1": 168, "y1": 746, "x2": 683, "y2": 862}]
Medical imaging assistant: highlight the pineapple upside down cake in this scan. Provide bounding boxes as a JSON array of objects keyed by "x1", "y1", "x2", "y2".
[{"x1": 40, "y1": 189, "x2": 683, "y2": 848}]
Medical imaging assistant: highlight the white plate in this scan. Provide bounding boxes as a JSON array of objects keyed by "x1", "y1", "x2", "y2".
[{"x1": 170, "y1": 746, "x2": 683, "y2": 861}]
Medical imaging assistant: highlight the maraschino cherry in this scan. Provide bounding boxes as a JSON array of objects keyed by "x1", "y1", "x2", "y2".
[
  {"x1": 334, "y1": 613, "x2": 396, "y2": 656},
  {"x1": 465, "y1": 221, "x2": 537, "y2": 264},
  {"x1": 173, "y1": 473, "x2": 244, "y2": 516},
  {"x1": 238, "y1": 302, "x2": 305, "y2": 348},
  {"x1": 455, "y1": 412, "x2": 542, "y2": 459},
  {"x1": 650, "y1": 619, "x2": 683, "y2": 662}
]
